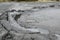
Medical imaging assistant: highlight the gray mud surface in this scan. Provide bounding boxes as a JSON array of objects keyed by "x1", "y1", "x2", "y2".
[{"x1": 0, "y1": 2, "x2": 60, "y2": 40}]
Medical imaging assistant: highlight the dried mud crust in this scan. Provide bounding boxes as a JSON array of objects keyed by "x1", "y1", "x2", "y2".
[
  {"x1": 1, "y1": 33, "x2": 49, "y2": 40},
  {"x1": 0, "y1": 12, "x2": 48, "y2": 40},
  {"x1": 0, "y1": 3, "x2": 60, "y2": 40},
  {"x1": 0, "y1": 12, "x2": 49, "y2": 40}
]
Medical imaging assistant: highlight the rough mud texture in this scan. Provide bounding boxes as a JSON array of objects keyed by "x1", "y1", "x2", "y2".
[{"x1": 0, "y1": 2, "x2": 60, "y2": 40}]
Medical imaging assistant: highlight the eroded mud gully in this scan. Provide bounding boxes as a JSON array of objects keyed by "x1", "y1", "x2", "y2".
[{"x1": 0, "y1": 2, "x2": 60, "y2": 40}]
